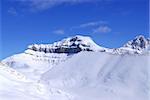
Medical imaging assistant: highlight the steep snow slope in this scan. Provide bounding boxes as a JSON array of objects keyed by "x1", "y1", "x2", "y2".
[
  {"x1": 0, "y1": 62, "x2": 73, "y2": 100},
  {"x1": 42, "y1": 52, "x2": 150, "y2": 100}
]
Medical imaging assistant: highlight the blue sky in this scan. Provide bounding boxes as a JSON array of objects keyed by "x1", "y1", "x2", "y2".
[{"x1": 1, "y1": 0, "x2": 149, "y2": 59}]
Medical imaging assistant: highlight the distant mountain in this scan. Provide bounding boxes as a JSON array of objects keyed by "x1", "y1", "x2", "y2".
[
  {"x1": 124, "y1": 35, "x2": 150, "y2": 50},
  {"x1": 26, "y1": 35, "x2": 107, "y2": 54},
  {"x1": 25, "y1": 35, "x2": 150, "y2": 55},
  {"x1": 112, "y1": 35, "x2": 150, "y2": 54},
  {"x1": 120, "y1": 35, "x2": 150, "y2": 53}
]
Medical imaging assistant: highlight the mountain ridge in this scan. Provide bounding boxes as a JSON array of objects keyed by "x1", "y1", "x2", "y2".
[
  {"x1": 25, "y1": 35, "x2": 150, "y2": 55},
  {"x1": 26, "y1": 35, "x2": 107, "y2": 54}
]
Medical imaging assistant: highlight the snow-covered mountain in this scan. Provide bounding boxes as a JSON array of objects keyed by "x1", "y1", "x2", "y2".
[
  {"x1": 26, "y1": 35, "x2": 107, "y2": 54},
  {"x1": 2, "y1": 35, "x2": 108, "y2": 80},
  {"x1": 124, "y1": 35, "x2": 150, "y2": 50},
  {"x1": 2, "y1": 35, "x2": 150, "y2": 80},
  {"x1": 26, "y1": 35, "x2": 150, "y2": 54},
  {"x1": 116, "y1": 35, "x2": 150, "y2": 54},
  {"x1": 1, "y1": 35, "x2": 150, "y2": 100}
]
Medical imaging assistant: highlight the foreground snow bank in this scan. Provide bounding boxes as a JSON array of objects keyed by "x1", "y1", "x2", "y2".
[
  {"x1": 42, "y1": 52, "x2": 150, "y2": 100},
  {"x1": 0, "y1": 62, "x2": 73, "y2": 100}
]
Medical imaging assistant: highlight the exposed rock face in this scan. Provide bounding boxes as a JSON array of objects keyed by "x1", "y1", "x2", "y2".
[
  {"x1": 27, "y1": 35, "x2": 105, "y2": 54},
  {"x1": 124, "y1": 35, "x2": 150, "y2": 50}
]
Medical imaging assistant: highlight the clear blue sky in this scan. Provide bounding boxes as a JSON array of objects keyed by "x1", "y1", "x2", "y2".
[{"x1": 1, "y1": 0, "x2": 149, "y2": 59}]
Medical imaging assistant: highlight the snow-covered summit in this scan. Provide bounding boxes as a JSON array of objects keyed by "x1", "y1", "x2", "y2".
[
  {"x1": 27, "y1": 35, "x2": 106, "y2": 54},
  {"x1": 114, "y1": 35, "x2": 150, "y2": 54},
  {"x1": 124, "y1": 35, "x2": 150, "y2": 50}
]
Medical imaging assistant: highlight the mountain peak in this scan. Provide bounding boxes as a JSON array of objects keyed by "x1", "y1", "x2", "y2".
[
  {"x1": 123, "y1": 35, "x2": 150, "y2": 50},
  {"x1": 27, "y1": 35, "x2": 105, "y2": 54},
  {"x1": 55, "y1": 35, "x2": 95, "y2": 47}
]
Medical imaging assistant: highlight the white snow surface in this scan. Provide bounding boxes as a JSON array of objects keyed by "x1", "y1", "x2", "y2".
[
  {"x1": 0, "y1": 62, "x2": 73, "y2": 100},
  {"x1": 42, "y1": 52, "x2": 150, "y2": 100},
  {"x1": 1, "y1": 35, "x2": 150, "y2": 100},
  {"x1": 2, "y1": 52, "x2": 69, "y2": 80}
]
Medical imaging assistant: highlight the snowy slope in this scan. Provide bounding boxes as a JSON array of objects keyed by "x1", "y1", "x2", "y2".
[
  {"x1": 0, "y1": 62, "x2": 47, "y2": 100},
  {"x1": 2, "y1": 53, "x2": 69, "y2": 80},
  {"x1": 0, "y1": 62, "x2": 73, "y2": 100},
  {"x1": 42, "y1": 52, "x2": 150, "y2": 100}
]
